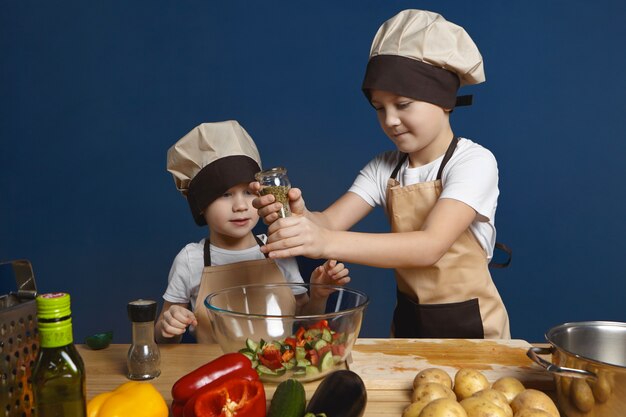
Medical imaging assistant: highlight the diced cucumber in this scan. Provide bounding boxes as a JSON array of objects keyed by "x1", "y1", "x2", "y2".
[
  {"x1": 238, "y1": 348, "x2": 255, "y2": 360},
  {"x1": 332, "y1": 355, "x2": 342, "y2": 364},
  {"x1": 293, "y1": 367, "x2": 306, "y2": 376},
  {"x1": 296, "y1": 358, "x2": 311, "y2": 367},
  {"x1": 305, "y1": 365, "x2": 321, "y2": 377},
  {"x1": 295, "y1": 346, "x2": 306, "y2": 361},
  {"x1": 319, "y1": 351, "x2": 335, "y2": 372},
  {"x1": 257, "y1": 364, "x2": 286, "y2": 376},
  {"x1": 321, "y1": 328, "x2": 332, "y2": 343},
  {"x1": 246, "y1": 338, "x2": 259, "y2": 352},
  {"x1": 313, "y1": 339, "x2": 328, "y2": 350},
  {"x1": 304, "y1": 328, "x2": 322, "y2": 339},
  {"x1": 283, "y1": 358, "x2": 296, "y2": 370},
  {"x1": 257, "y1": 364, "x2": 275, "y2": 375}
]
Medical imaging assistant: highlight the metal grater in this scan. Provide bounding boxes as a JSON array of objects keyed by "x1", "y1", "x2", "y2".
[{"x1": 0, "y1": 260, "x2": 38, "y2": 417}]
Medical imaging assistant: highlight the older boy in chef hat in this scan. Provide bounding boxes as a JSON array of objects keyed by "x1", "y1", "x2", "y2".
[
  {"x1": 156, "y1": 121, "x2": 349, "y2": 343},
  {"x1": 255, "y1": 10, "x2": 510, "y2": 339}
]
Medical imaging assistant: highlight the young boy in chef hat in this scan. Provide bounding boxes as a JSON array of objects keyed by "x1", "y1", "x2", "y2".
[
  {"x1": 156, "y1": 120, "x2": 350, "y2": 343},
  {"x1": 253, "y1": 10, "x2": 510, "y2": 339}
]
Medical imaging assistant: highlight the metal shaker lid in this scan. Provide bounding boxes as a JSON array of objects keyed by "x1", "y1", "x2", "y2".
[{"x1": 127, "y1": 299, "x2": 157, "y2": 322}]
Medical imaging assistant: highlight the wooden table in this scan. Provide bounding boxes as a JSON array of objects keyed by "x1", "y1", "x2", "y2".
[{"x1": 79, "y1": 339, "x2": 554, "y2": 416}]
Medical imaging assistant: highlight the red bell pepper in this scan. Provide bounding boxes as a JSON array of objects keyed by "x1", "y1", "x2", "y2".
[
  {"x1": 171, "y1": 401, "x2": 185, "y2": 417},
  {"x1": 185, "y1": 378, "x2": 265, "y2": 417},
  {"x1": 257, "y1": 345, "x2": 283, "y2": 370},
  {"x1": 171, "y1": 353, "x2": 256, "y2": 409}
]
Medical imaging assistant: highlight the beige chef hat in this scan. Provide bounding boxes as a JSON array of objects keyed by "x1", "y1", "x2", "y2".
[
  {"x1": 167, "y1": 121, "x2": 261, "y2": 225},
  {"x1": 362, "y1": 9, "x2": 484, "y2": 109}
]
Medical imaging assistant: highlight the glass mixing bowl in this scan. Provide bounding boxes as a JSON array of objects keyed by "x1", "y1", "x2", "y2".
[{"x1": 204, "y1": 283, "x2": 369, "y2": 382}]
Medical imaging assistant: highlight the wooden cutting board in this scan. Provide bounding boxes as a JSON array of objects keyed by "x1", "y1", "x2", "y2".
[
  {"x1": 345, "y1": 338, "x2": 554, "y2": 415},
  {"x1": 350, "y1": 338, "x2": 553, "y2": 391}
]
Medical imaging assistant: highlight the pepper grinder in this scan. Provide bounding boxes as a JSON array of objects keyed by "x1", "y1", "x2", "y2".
[{"x1": 127, "y1": 299, "x2": 161, "y2": 380}]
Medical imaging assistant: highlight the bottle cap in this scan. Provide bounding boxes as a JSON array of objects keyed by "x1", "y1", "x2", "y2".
[
  {"x1": 127, "y1": 299, "x2": 157, "y2": 322},
  {"x1": 36, "y1": 292, "x2": 71, "y2": 319}
]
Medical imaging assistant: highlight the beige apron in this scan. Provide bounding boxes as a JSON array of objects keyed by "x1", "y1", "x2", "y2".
[
  {"x1": 388, "y1": 137, "x2": 510, "y2": 339},
  {"x1": 193, "y1": 236, "x2": 294, "y2": 343}
]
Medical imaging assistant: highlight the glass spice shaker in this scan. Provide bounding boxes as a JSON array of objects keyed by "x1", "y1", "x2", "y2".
[
  {"x1": 126, "y1": 299, "x2": 161, "y2": 380},
  {"x1": 255, "y1": 167, "x2": 292, "y2": 218}
]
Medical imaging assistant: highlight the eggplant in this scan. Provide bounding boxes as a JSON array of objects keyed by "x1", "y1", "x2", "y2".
[{"x1": 305, "y1": 370, "x2": 367, "y2": 417}]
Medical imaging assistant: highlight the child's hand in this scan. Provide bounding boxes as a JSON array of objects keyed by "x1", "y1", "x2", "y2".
[
  {"x1": 249, "y1": 181, "x2": 307, "y2": 225},
  {"x1": 310, "y1": 259, "x2": 351, "y2": 298},
  {"x1": 160, "y1": 305, "x2": 197, "y2": 339}
]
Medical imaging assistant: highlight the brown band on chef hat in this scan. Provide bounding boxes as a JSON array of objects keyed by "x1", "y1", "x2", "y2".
[
  {"x1": 166, "y1": 121, "x2": 262, "y2": 226},
  {"x1": 362, "y1": 9, "x2": 485, "y2": 109}
]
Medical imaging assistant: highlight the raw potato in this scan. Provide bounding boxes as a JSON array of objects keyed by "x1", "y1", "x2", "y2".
[
  {"x1": 460, "y1": 397, "x2": 509, "y2": 417},
  {"x1": 419, "y1": 398, "x2": 468, "y2": 417},
  {"x1": 472, "y1": 389, "x2": 513, "y2": 417},
  {"x1": 492, "y1": 377, "x2": 525, "y2": 404},
  {"x1": 454, "y1": 369, "x2": 490, "y2": 401},
  {"x1": 570, "y1": 378, "x2": 594, "y2": 412},
  {"x1": 510, "y1": 389, "x2": 559, "y2": 417},
  {"x1": 411, "y1": 382, "x2": 457, "y2": 403},
  {"x1": 414, "y1": 368, "x2": 454, "y2": 389},
  {"x1": 512, "y1": 409, "x2": 554, "y2": 417},
  {"x1": 402, "y1": 399, "x2": 431, "y2": 417}
]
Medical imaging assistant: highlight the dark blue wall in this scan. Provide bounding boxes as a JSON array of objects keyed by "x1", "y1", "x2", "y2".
[{"x1": 2, "y1": 1, "x2": 625, "y2": 344}]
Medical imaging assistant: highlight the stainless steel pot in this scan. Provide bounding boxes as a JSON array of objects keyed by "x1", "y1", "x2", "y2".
[{"x1": 527, "y1": 321, "x2": 626, "y2": 417}]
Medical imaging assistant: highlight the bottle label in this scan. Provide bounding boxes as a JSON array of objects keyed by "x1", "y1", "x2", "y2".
[{"x1": 39, "y1": 320, "x2": 74, "y2": 348}]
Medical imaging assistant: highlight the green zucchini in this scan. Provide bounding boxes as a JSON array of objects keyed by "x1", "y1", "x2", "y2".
[
  {"x1": 305, "y1": 370, "x2": 367, "y2": 417},
  {"x1": 267, "y1": 379, "x2": 306, "y2": 417}
]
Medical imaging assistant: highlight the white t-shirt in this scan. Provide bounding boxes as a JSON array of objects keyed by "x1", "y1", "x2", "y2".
[
  {"x1": 163, "y1": 234, "x2": 305, "y2": 310},
  {"x1": 348, "y1": 138, "x2": 499, "y2": 259}
]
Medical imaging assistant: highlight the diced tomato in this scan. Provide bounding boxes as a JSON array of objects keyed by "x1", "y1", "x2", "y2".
[
  {"x1": 331, "y1": 344, "x2": 346, "y2": 357},
  {"x1": 258, "y1": 346, "x2": 283, "y2": 370},
  {"x1": 308, "y1": 349, "x2": 319, "y2": 366},
  {"x1": 283, "y1": 337, "x2": 297, "y2": 351},
  {"x1": 281, "y1": 349, "x2": 294, "y2": 362},
  {"x1": 317, "y1": 345, "x2": 332, "y2": 357},
  {"x1": 295, "y1": 326, "x2": 306, "y2": 341},
  {"x1": 308, "y1": 320, "x2": 329, "y2": 330}
]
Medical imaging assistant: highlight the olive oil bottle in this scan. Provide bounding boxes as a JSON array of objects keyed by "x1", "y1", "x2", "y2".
[{"x1": 32, "y1": 293, "x2": 87, "y2": 417}]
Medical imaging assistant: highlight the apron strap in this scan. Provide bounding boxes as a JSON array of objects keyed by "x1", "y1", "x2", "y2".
[
  {"x1": 436, "y1": 136, "x2": 460, "y2": 181},
  {"x1": 390, "y1": 153, "x2": 409, "y2": 179},
  {"x1": 488, "y1": 242, "x2": 512, "y2": 269},
  {"x1": 389, "y1": 136, "x2": 459, "y2": 181},
  {"x1": 203, "y1": 235, "x2": 269, "y2": 267},
  {"x1": 253, "y1": 235, "x2": 270, "y2": 259}
]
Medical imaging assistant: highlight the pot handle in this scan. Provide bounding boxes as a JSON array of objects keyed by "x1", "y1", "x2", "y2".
[{"x1": 527, "y1": 347, "x2": 597, "y2": 381}]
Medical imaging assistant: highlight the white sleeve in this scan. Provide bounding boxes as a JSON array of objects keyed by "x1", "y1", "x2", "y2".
[
  {"x1": 163, "y1": 247, "x2": 193, "y2": 305},
  {"x1": 348, "y1": 151, "x2": 398, "y2": 207},
  {"x1": 440, "y1": 146, "x2": 499, "y2": 222}
]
